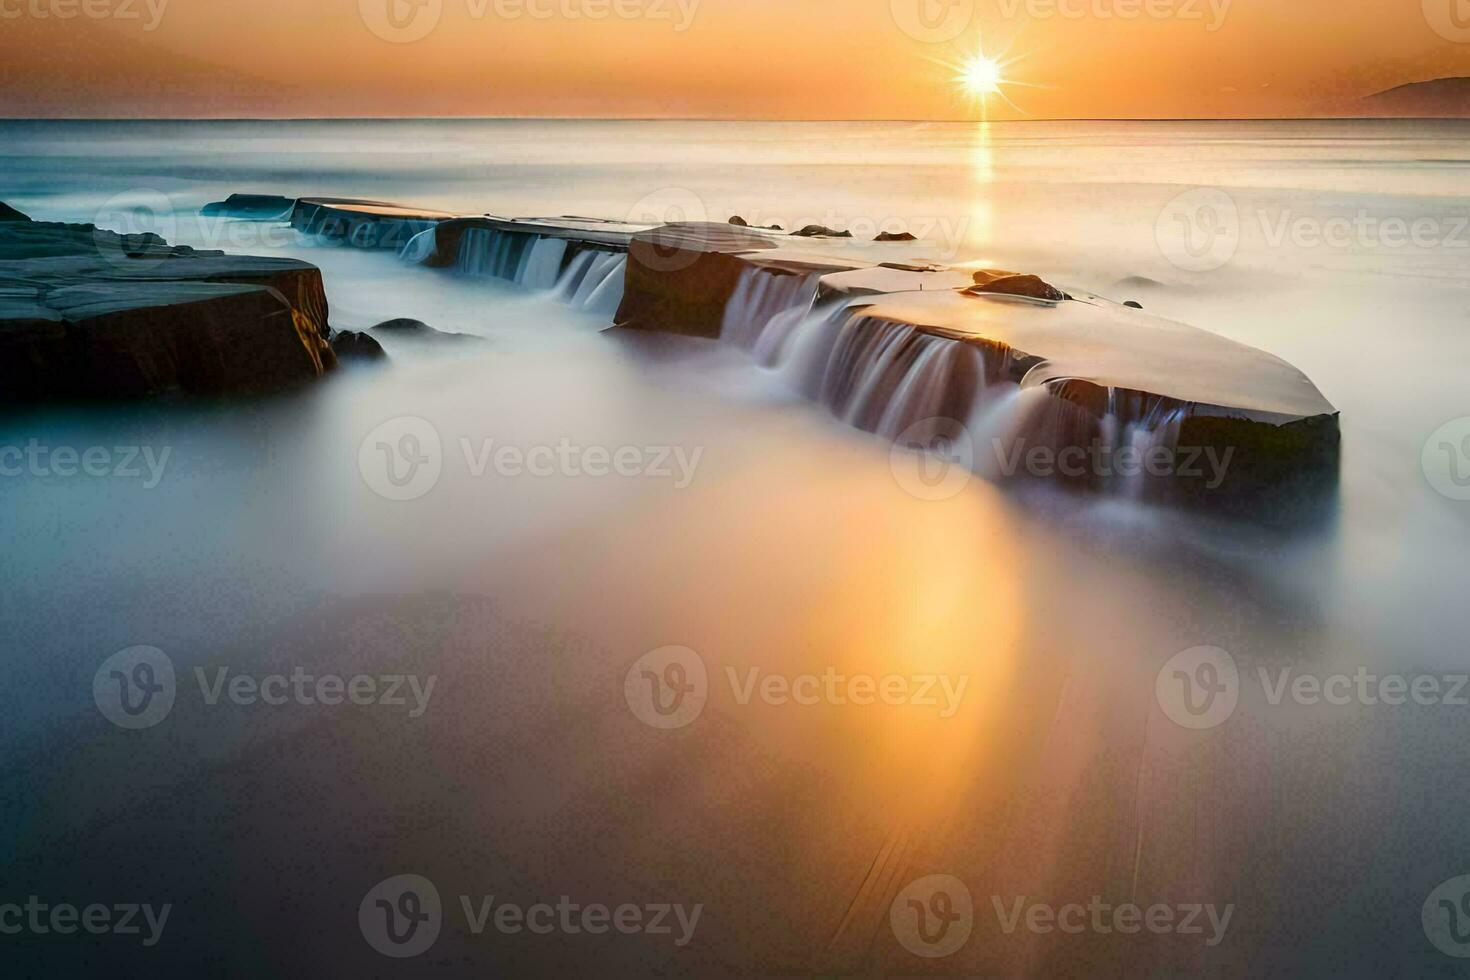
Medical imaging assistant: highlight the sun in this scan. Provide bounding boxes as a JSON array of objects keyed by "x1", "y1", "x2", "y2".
[
  {"x1": 933, "y1": 36, "x2": 1042, "y2": 116},
  {"x1": 958, "y1": 55, "x2": 1004, "y2": 97}
]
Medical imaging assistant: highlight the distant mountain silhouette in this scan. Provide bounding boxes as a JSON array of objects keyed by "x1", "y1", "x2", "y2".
[{"x1": 1350, "y1": 77, "x2": 1470, "y2": 117}]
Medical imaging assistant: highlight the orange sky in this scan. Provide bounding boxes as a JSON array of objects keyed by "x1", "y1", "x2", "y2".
[{"x1": 1, "y1": 0, "x2": 1466, "y2": 118}]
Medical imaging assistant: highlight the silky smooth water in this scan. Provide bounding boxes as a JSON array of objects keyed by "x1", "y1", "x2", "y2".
[{"x1": 2, "y1": 119, "x2": 1468, "y2": 975}]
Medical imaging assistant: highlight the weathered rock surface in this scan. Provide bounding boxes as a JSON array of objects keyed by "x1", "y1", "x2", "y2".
[
  {"x1": 255, "y1": 195, "x2": 1341, "y2": 514},
  {"x1": 369, "y1": 318, "x2": 480, "y2": 343},
  {"x1": 201, "y1": 194, "x2": 296, "y2": 221},
  {"x1": 968, "y1": 270, "x2": 1070, "y2": 302},
  {"x1": 330, "y1": 329, "x2": 387, "y2": 362},
  {"x1": 792, "y1": 225, "x2": 853, "y2": 238},
  {"x1": 0, "y1": 207, "x2": 335, "y2": 402},
  {"x1": 291, "y1": 197, "x2": 457, "y2": 251}
]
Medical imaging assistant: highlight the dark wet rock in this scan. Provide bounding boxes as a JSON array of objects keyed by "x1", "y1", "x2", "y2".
[
  {"x1": 1124, "y1": 300, "x2": 1144, "y2": 309},
  {"x1": 369, "y1": 318, "x2": 480, "y2": 343},
  {"x1": 792, "y1": 225, "x2": 853, "y2": 238},
  {"x1": 968, "y1": 271, "x2": 1070, "y2": 302},
  {"x1": 875, "y1": 231, "x2": 917, "y2": 242},
  {"x1": 0, "y1": 214, "x2": 335, "y2": 403},
  {"x1": 728, "y1": 215, "x2": 749, "y2": 226},
  {"x1": 371, "y1": 318, "x2": 434, "y2": 333},
  {"x1": 201, "y1": 194, "x2": 296, "y2": 221},
  {"x1": 330, "y1": 330, "x2": 387, "y2": 362},
  {"x1": 618, "y1": 222, "x2": 786, "y2": 338},
  {"x1": 0, "y1": 202, "x2": 31, "y2": 223}
]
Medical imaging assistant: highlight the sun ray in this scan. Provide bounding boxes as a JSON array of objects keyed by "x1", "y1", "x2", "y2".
[{"x1": 935, "y1": 33, "x2": 1038, "y2": 117}]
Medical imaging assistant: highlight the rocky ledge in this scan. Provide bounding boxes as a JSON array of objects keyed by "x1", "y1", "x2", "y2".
[
  {"x1": 0, "y1": 204, "x2": 335, "y2": 402},
  {"x1": 212, "y1": 195, "x2": 1341, "y2": 515}
]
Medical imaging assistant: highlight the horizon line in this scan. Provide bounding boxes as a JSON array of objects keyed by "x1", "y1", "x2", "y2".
[{"x1": 1, "y1": 114, "x2": 1466, "y2": 123}]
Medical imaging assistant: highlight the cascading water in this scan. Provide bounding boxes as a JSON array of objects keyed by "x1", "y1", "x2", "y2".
[
  {"x1": 555, "y1": 248, "x2": 627, "y2": 314},
  {"x1": 399, "y1": 220, "x2": 1188, "y2": 500},
  {"x1": 400, "y1": 224, "x2": 627, "y2": 312},
  {"x1": 717, "y1": 280, "x2": 1189, "y2": 501},
  {"x1": 720, "y1": 267, "x2": 821, "y2": 363}
]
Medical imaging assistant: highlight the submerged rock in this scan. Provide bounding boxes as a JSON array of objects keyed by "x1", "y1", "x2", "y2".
[
  {"x1": 968, "y1": 270, "x2": 1070, "y2": 302},
  {"x1": 330, "y1": 330, "x2": 387, "y2": 362},
  {"x1": 792, "y1": 225, "x2": 853, "y2": 238},
  {"x1": 201, "y1": 194, "x2": 296, "y2": 221},
  {"x1": 0, "y1": 205, "x2": 335, "y2": 403},
  {"x1": 369, "y1": 318, "x2": 480, "y2": 343}
]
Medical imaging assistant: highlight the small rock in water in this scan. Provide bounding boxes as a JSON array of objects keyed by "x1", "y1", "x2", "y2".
[
  {"x1": 331, "y1": 330, "x2": 388, "y2": 361},
  {"x1": 874, "y1": 231, "x2": 917, "y2": 242},
  {"x1": 371, "y1": 318, "x2": 434, "y2": 332},
  {"x1": 727, "y1": 215, "x2": 749, "y2": 226},
  {"x1": 969, "y1": 271, "x2": 1069, "y2": 302},
  {"x1": 369, "y1": 318, "x2": 481, "y2": 342},
  {"x1": 792, "y1": 225, "x2": 853, "y2": 238},
  {"x1": 1124, "y1": 300, "x2": 1144, "y2": 309}
]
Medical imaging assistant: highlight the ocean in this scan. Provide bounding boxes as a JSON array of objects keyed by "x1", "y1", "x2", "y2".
[{"x1": 2, "y1": 118, "x2": 1468, "y2": 975}]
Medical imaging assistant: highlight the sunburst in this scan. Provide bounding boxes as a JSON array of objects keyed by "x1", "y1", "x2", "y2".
[{"x1": 932, "y1": 35, "x2": 1043, "y2": 117}]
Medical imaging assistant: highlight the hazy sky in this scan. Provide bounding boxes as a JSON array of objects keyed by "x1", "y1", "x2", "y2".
[{"x1": 1, "y1": 0, "x2": 1466, "y2": 118}]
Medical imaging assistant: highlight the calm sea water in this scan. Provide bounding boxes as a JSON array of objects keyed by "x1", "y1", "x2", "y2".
[{"x1": 2, "y1": 119, "x2": 1469, "y2": 975}]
